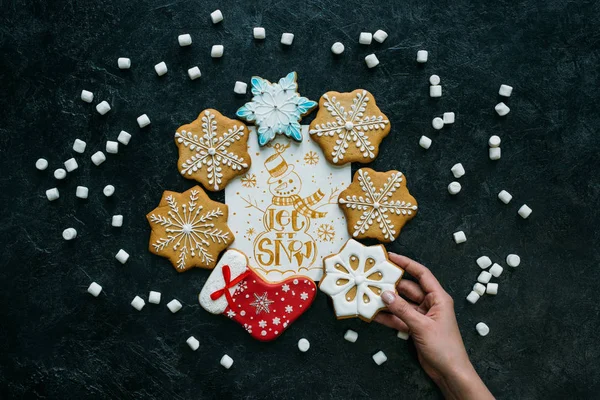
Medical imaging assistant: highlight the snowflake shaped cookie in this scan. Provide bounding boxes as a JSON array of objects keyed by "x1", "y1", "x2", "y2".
[
  {"x1": 146, "y1": 186, "x2": 234, "y2": 272},
  {"x1": 339, "y1": 168, "x2": 418, "y2": 243},
  {"x1": 236, "y1": 72, "x2": 317, "y2": 146},
  {"x1": 175, "y1": 109, "x2": 251, "y2": 191},
  {"x1": 319, "y1": 239, "x2": 404, "y2": 321},
  {"x1": 309, "y1": 89, "x2": 390, "y2": 165}
]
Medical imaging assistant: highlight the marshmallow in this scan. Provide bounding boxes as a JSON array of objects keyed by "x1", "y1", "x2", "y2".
[
  {"x1": 137, "y1": 114, "x2": 150, "y2": 128},
  {"x1": 359, "y1": 32, "x2": 373, "y2": 45},
  {"x1": 498, "y1": 190, "x2": 512, "y2": 204},
  {"x1": 148, "y1": 291, "x2": 161, "y2": 304},
  {"x1": 76, "y1": 186, "x2": 89, "y2": 199},
  {"x1": 88, "y1": 282, "x2": 102, "y2": 297},
  {"x1": 486, "y1": 283, "x2": 498, "y2": 295},
  {"x1": 210, "y1": 9, "x2": 223, "y2": 24},
  {"x1": 188, "y1": 66, "x2": 201, "y2": 80},
  {"x1": 154, "y1": 61, "x2": 168, "y2": 76},
  {"x1": 234, "y1": 81, "x2": 247, "y2": 94},
  {"x1": 91, "y1": 151, "x2": 106, "y2": 166},
  {"x1": 506, "y1": 254, "x2": 521, "y2": 267},
  {"x1": 448, "y1": 181, "x2": 461, "y2": 195},
  {"x1": 489, "y1": 147, "x2": 501, "y2": 160},
  {"x1": 429, "y1": 74, "x2": 440, "y2": 85},
  {"x1": 430, "y1": 85, "x2": 442, "y2": 97},
  {"x1": 443, "y1": 112, "x2": 455, "y2": 124},
  {"x1": 36, "y1": 158, "x2": 48, "y2": 170},
  {"x1": 118, "y1": 131, "x2": 131, "y2": 145},
  {"x1": 178, "y1": 34, "x2": 192, "y2": 47},
  {"x1": 297, "y1": 338, "x2": 310, "y2": 352},
  {"x1": 432, "y1": 117, "x2": 444, "y2": 130},
  {"x1": 131, "y1": 296, "x2": 145, "y2": 311},
  {"x1": 118, "y1": 57, "x2": 131, "y2": 69},
  {"x1": 103, "y1": 185, "x2": 115, "y2": 197},
  {"x1": 518, "y1": 204, "x2": 532, "y2": 219},
  {"x1": 397, "y1": 330, "x2": 409, "y2": 340},
  {"x1": 112, "y1": 215, "x2": 123, "y2": 227},
  {"x1": 372, "y1": 351, "x2": 387, "y2": 365},
  {"x1": 167, "y1": 299, "x2": 182, "y2": 313},
  {"x1": 451, "y1": 163, "x2": 465, "y2": 178},
  {"x1": 96, "y1": 101, "x2": 111, "y2": 115},
  {"x1": 62, "y1": 227, "x2": 77, "y2": 240},
  {"x1": 476, "y1": 256, "x2": 492, "y2": 269},
  {"x1": 106, "y1": 141, "x2": 119, "y2": 154},
  {"x1": 73, "y1": 138, "x2": 87, "y2": 153},
  {"x1": 473, "y1": 283, "x2": 486, "y2": 296},
  {"x1": 211, "y1": 45, "x2": 224, "y2": 58},
  {"x1": 187, "y1": 336, "x2": 199, "y2": 351},
  {"x1": 499, "y1": 84, "x2": 513, "y2": 97},
  {"x1": 81, "y1": 90, "x2": 94, "y2": 103},
  {"x1": 253, "y1": 27, "x2": 266, "y2": 39},
  {"x1": 344, "y1": 330, "x2": 358, "y2": 343},
  {"x1": 54, "y1": 168, "x2": 66, "y2": 180},
  {"x1": 477, "y1": 271, "x2": 492, "y2": 284},
  {"x1": 220, "y1": 354, "x2": 233, "y2": 369},
  {"x1": 46, "y1": 188, "x2": 60, "y2": 201},
  {"x1": 419, "y1": 135, "x2": 432, "y2": 149},
  {"x1": 488, "y1": 135, "x2": 501, "y2": 147},
  {"x1": 476, "y1": 322, "x2": 490, "y2": 336},
  {"x1": 365, "y1": 54, "x2": 379, "y2": 68},
  {"x1": 466, "y1": 291, "x2": 480, "y2": 304},
  {"x1": 495, "y1": 102, "x2": 510, "y2": 116},
  {"x1": 64, "y1": 158, "x2": 78, "y2": 172},
  {"x1": 453, "y1": 231, "x2": 467, "y2": 244},
  {"x1": 331, "y1": 42, "x2": 345, "y2": 55},
  {"x1": 489, "y1": 263, "x2": 503, "y2": 277},
  {"x1": 281, "y1": 33, "x2": 294, "y2": 45},
  {"x1": 416, "y1": 50, "x2": 428, "y2": 63},
  {"x1": 115, "y1": 249, "x2": 129, "y2": 264},
  {"x1": 373, "y1": 29, "x2": 388, "y2": 43}
]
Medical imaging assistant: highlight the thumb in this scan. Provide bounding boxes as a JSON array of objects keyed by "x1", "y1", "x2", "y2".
[{"x1": 381, "y1": 291, "x2": 425, "y2": 329}]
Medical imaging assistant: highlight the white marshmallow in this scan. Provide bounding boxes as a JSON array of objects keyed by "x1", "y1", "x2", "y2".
[
  {"x1": 365, "y1": 54, "x2": 379, "y2": 68},
  {"x1": 76, "y1": 186, "x2": 89, "y2": 199},
  {"x1": 453, "y1": 230, "x2": 467, "y2": 244},
  {"x1": 118, "y1": 57, "x2": 131, "y2": 69},
  {"x1": 73, "y1": 138, "x2": 87, "y2": 153},
  {"x1": 253, "y1": 27, "x2": 266, "y2": 39},
  {"x1": 476, "y1": 322, "x2": 490, "y2": 336},
  {"x1": 118, "y1": 131, "x2": 131, "y2": 145},
  {"x1": 466, "y1": 291, "x2": 480, "y2": 304},
  {"x1": 81, "y1": 90, "x2": 94, "y2": 103},
  {"x1": 416, "y1": 50, "x2": 428, "y2": 63},
  {"x1": 188, "y1": 66, "x2": 201, "y2": 80},
  {"x1": 506, "y1": 254, "x2": 521, "y2": 267},
  {"x1": 488, "y1": 135, "x2": 501, "y2": 147},
  {"x1": 220, "y1": 354, "x2": 233, "y2": 369},
  {"x1": 429, "y1": 74, "x2": 440, "y2": 85},
  {"x1": 448, "y1": 181, "x2": 461, "y2": 195},
  {"x1": 62, "y1": 227, "x2": 77, "y2": 240},
  {"x1": 112, "y1": 215, "x2": 123, "y2": 227},
  {"x1": 46, "y1": 188, "x2": 60, "y2": 201},
  {"x1": 36, "y1": 158, "x2": 48, "y2": 170},
  {"x1": 103, "y1": 185, "x2": 115, "y2": 197},
  {"x1": 96, "y1": 101, "x2": 111, "y2": 115},
  {"x1": 397, "y1": 330, "x2": 409, "y2": 340},
  {"x1": 211, "y1": 45, "x2": 224, "y2": 58},
  {"x1": 443, "y1": 112, "x2": 455, "y2": 124},
  {"x1": 359, "y1": 32, "x2": 373, "y2": 45},
  {"x1": 489, "y1": 147, "x2": 501, "y2": 160},
  {"x1": 88, "y1": 282, "x2": 102, "y2": 297},
  {"x1": 234, "y1": 81, "x2": 247, "y2": 94},
  {"x1": 331, "y1": 42, "x2": 345, "y2": 55},
  {"x1": 486, "y1": 283, "x2": 498, "y2": 295},
  {"x1": 419, "y1": 135, "x2": 432, "y2": 149},
  {"x1": 432, "y1": 117, "x2": 444, "y2": 130},
  {"x1": 473, "y1": 283, "x2": 486, "y2": 296},
  {"x1": 178, "y1": 34, "x2": 192, "y2": 47},
  {"x1": 187, "y1": 336, "x2": 200, "y2": 351},
  {"x1": 106, "y1": 141, "x2": 119, "y2": 154},
  {"x1": 495, "y1": 102, "x2": 510, "y2": 116},
  {"x1": 91, "y1": 151, "x2": 106, "y2": 166},
  {"x1": 451, "y1": 163, "x2": 465, "y2": 178},
  {"x1": 499, "y1": 84, "x2": 513, "y2": 97},
  {"x1": 344, "y1": 330, "x2": 358, "y2": 343},
  {"x1": 430, "y1": 85, "x2": 442, "y2": 97},
  {"x1": 297, "y1": 338, "x2": 310, "y2": 352},
  {"x1": 489, "y1": 263, "x2": 503, "y2": 277},
  {"x1": 148, "y1": 291, "x2": 161, "y2": 304},
  {"x1": 281, "y1": 33, "x2": 294, "y2": 45},
  {"x1": 154, "y1": 61, "x2": 168, "y2": 76},
  {"x1": 64, "y1": 158, "x2": 78, "y2": 172},
  {"x1": 115, "y1": 249, "x2": 129, "y2": 264},
  {"x1": 131, "y1": 296, "x2": 145, "y2": 311},
  {"x1": 137, "y1": 114, "x2": 150, "y2": 128},
  {"x1": 498, "y1": 190, "x2": 512, "y2": 204},
  {"x1": 210, "y1": 9, "x2": 223, "y2": 24},
  {"x1": 373, "y1": 29, "x2": 388, "y2": 43},
  {"x1": 518, "y1": 204, "x2": 532, "y2": 219},
  {"x1": 477, "y1": 271, "x2": 492, "y2": 284},
  {"x1": 476, "y1": 256, "x2": 492, "y2": 269},
  {"x1": 54, "y1": 168, "x2": 67, "y2": 180},
  {"x1": 167, "y1": 299, "x2": 182, "y2": 313},
  {"x1": 372, "y1": 351, "x2": 387, "y2": 365}
]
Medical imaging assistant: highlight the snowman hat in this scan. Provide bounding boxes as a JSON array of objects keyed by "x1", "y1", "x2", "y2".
[{"x1": 265, "y1": 152, "x2": 294, "y2": 184}]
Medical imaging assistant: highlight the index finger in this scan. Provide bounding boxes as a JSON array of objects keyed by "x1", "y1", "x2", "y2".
[{"x1": 388, "y1": 252, "x2": 444, "y2": 294}]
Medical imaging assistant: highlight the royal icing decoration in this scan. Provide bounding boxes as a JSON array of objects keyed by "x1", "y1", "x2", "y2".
[
  {"x1": 199, "y1": 249, "x2": 317, "y2": 341},
  {"x1": 236, "y1": 72, "x2": 317, "y2": 146},
  {"x1": 175, "y1": 109, "x2": 251, "y2": 191},
  {"x1": 146, "y1": 186, "x2": 234, "y2": 272},
  {"x1": 338, "y1": 168, "x2": 418, "y2": 242},
  {"x1": 319, "y1": 239, "x2": 404, "y2": 321},
  {"x1": 308, "y1": 89, "x2": 390, "y2": 165}
]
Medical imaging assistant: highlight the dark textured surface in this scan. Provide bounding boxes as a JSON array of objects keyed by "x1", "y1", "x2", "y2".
[{"x1": 1, "y1": 0, "x2": 600, "y2": 398}]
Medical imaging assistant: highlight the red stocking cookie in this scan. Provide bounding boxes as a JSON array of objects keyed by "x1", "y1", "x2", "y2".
[{"x1": 199, "y1": 249, "x2": 317, "y2": 341}]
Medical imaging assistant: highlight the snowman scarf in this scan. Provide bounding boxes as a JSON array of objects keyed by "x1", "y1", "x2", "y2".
[{"x1": 272, "y1": 189, "x2": 327, "y2": 219}]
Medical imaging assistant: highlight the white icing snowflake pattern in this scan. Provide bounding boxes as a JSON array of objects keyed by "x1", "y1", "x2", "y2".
[
  {"x1": 258, "y1": 320, "x2": 267, "y2": 328},
  {"x1": 175, "y1": 110, "x2": 249, "y2": 190},
  {"x1": 226, "y1": 310, "x2": 236, "y2": 318},
  {"x1": 300, "y1": 292, "x2": 309, "y2": 301},
  {"x1": 309, "y1": 90, "x2": 389, "y2": 164},
  {"x1": 250, "y1": 292, "x2": 274, "y2": 314},
  {"x1": 233, "y1": 280, "x2": 248, "y2": 296},
  {"x1": 285, "y1": 305, "x2": 293, "y2": 314},
  {"x1": 272, "y1": 317, "x2": 281, "y2": 325},
  {"x1": 281, "y1": 284, "x2": 290, "y2": 293},
  {"x1": 339, "y1": 169, "x2": 418, "y2": 241}
]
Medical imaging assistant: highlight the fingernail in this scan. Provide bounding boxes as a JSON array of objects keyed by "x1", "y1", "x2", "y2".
[{"x1": 381, "y1": 291, "x2": 395, "y2": 305}]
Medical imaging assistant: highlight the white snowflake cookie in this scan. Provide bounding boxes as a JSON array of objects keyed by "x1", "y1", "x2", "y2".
[{"x1": 319, "y1": 239, "x2": 404, "y2": 321}]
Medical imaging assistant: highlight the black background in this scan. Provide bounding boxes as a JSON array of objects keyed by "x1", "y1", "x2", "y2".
[{"x1": 1, "y1": 0, "x2": 599, "y2": 399}]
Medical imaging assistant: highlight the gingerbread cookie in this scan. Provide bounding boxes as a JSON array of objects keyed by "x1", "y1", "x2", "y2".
[
  {"x1": 236, "y1": 71, "x2": 317, "y2": 146},
  {"x1": 175, "y1": 109, "x2": 251, "y2": 191},
  {"x1": 338, "y1": 168, "x2": 417, "y2": 242},
  {"x1": 199, "y1": 249, "x2": 317, "y2": 341},
  {"x1": 146, "y1": 186, "x2": 234, "y2": 272},
  {"x1": 319, "y1": 239, "x2": 404, "y2": 321},
  {"x1": 308, "y1": 89, "x2": 390, "y2": 165}
]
